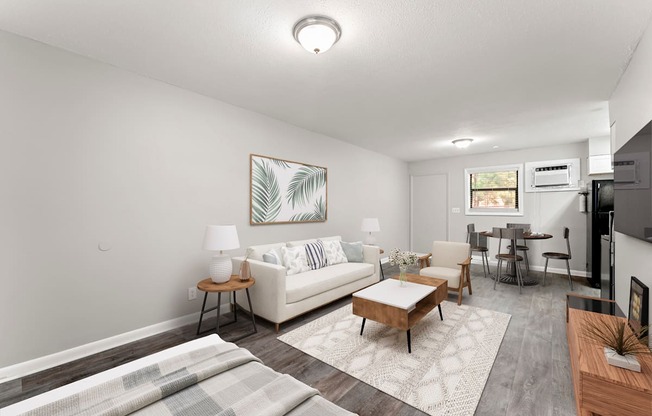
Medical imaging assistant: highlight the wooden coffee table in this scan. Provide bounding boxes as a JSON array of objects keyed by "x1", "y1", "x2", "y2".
[{"x1": 352, "y1": 273, "x2": 447, "y2": 353}]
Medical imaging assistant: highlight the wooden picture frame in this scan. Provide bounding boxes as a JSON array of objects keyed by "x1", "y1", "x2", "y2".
[
  {"x1": 628, "y1": 276, "x2": 649, "y2": 334},
  {"x1": 250, "y1": 154, "x2": 327, "y2": 225}
]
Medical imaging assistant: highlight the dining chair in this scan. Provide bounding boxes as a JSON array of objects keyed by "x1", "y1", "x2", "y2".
[
  {"x1": 466, "y1": 224, "x2": 489, "y2": 278},
  {"x1": 494, "y1": 227, "x2": 526, "y2": 294},
  {"x1": 542, "y1": 227, "x2": 573, "y2": 290},
  {"x1": 419, "y1": 241, "x2": 472, "y2": 305},
  {"x1": 507, "y1": 223, "x2": 531, "y2": 272}
]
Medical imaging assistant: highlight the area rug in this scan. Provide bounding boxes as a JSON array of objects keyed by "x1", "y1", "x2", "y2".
[{"x1": 278, "y1": 301, "x2": 511, "y2": 416}]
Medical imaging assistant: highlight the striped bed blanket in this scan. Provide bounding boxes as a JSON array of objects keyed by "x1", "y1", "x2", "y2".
[{"x1": 19, "y1": 342, "x2": 355, "y2": 416}]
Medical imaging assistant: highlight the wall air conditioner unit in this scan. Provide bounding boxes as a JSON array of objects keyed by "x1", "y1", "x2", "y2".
[
  {"x1": 533, "y1": 165, "x2": 571, "y2": 187},
  {"x1": 524, "y1": 158, "x2": 580, "y2": 193}
]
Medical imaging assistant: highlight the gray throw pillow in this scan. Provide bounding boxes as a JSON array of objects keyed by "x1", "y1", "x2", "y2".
[
  {"x1": 262, "y1": 248, "x2": 283, "y2": 265},
  {"x1": 340, "y1": 241, "x2": 364, "y2": 263},
  {"x1": 262, "y1": 252, "x2": 278, "y2": 264}
]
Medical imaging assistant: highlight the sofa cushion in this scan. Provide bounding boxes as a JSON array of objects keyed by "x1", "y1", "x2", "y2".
[
  {"x1": 340, "y1": 241, "x2": 364, "y2": 262},
  {"x1": 287, "y1": 235, "x2": 341, "y2": 247},
  {"x1": 286, "y1": 263, "x2": 374, "y2": 304},
  {"x1": 322, "y1": 239, "x2": 348, "y2": 265},
  {"x1": 420, "y1": 266, "x2": 461, "y2": 288},
  {"x1": 249, "y1": 242, "x2": 286, "y2": 262},
  {"x1": 282, "y1": 246, "x2": 310, "y2": 275},
  {"x1": 305, "y1": 241, "x2": 328, "y2": 270},
  {"x1": 263, "y1": 248, "x2": 284, "y2": 266}
]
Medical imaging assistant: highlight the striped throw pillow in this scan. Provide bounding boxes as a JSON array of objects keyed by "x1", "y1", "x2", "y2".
[{"x1": 305, "y1": 240, "x2": 328, "y2": 270}]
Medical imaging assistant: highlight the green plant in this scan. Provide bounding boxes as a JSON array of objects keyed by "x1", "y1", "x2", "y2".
[{"x1": 583, "y1": 319, "x2": 650, "y2": 356}]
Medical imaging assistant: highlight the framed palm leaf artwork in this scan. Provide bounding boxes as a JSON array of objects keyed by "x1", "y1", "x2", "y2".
[{"x1": 250, "y1": 154, "x2": 327, "y2": 225}]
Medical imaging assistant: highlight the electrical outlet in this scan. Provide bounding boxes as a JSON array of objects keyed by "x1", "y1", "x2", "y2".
[{"x1": 188, "y1": 287, "x2": 197, "y2": 301}]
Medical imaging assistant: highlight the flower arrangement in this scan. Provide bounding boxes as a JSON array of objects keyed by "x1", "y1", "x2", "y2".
[{"x1": 388, "y1": 248, "x2": 418, "y2": 268}]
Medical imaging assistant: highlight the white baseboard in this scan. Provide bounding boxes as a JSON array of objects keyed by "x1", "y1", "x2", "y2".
[
  {"x1": 469, "y1": 258, "x2": 588, "y2": 278},
  {"x1": 0, "y1": 303, "x2": 233, "y2": 382}
]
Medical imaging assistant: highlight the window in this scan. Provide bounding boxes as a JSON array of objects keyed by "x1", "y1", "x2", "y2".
[{"x1": 464, "y1": 164, "x2": 524, "y2": 216}]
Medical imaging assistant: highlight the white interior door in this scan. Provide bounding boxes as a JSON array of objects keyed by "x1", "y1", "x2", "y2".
[{"x1": 411, "y1": 174, "x2": 448, "y2": 253}]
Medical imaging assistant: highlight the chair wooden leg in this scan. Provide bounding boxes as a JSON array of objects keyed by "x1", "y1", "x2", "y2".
[
  {"x1": 565, "y1": 259, "x2": 573, "y2": 291},
  {"x1": 524, "y1": 251, "x2": 530, "y2": 272},
  {"x1": 457, "y1": 284, "x2": 463, "y2": 305},
  {"x1": 275, "y1": 323, "x2": 280, "y2": 333},
  {"x1": 543, "y1": 258, "x2": 549, "y2": 286},
  {"x1": 466, "y1": 265, "x2": 472, "y2": 295}
]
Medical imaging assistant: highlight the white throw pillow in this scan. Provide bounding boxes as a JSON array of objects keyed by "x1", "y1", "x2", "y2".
[
  {"x1": 322, "y1": 239, "x2": 348, "y2": 265},
  {"x1": 281, "y1": 245, "x2": 310, "y2": 275}
]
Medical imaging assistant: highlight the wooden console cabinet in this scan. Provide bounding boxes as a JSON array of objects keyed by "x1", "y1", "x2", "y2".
[{"x1": 567, "y1": 308, "x2": 652, "y2": 415}]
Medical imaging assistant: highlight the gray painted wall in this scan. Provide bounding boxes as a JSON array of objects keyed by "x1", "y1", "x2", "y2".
[
  {"x1": 0, "y1": 30, "x2": 409, "y2": 368},
  {"x1": 409, "y1": 143, "x2": 612, "y2": 274},
  {"x1": 609, "y1": 21, "x2": 652, "y2": 326}
]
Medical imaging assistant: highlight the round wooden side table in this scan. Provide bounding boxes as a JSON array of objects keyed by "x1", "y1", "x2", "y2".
[{"x1": 196, "y1": 275, "x2": 257, "y2": 341}]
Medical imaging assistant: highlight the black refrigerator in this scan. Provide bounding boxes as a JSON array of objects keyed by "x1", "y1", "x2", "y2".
[{"x1": 586, "y1": 179, "x2": 614, "y2": 289}]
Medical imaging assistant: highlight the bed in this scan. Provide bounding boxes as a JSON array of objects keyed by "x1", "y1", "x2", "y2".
[{"x1": 0, "y1": 335, "x2": 355, "y2": 416}]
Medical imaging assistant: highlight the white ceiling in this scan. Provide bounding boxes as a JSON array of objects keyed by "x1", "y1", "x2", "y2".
[{"x1": 1, "y1": 1, "x2": 651, "y2": 161}]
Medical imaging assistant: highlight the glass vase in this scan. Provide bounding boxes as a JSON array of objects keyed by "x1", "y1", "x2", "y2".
[
  {"x1": 239, "y1": 261, "x2": 251, "y2": 281},
  {"x1": 399, "y1": 265, "x2": 408, "y2": 286}
]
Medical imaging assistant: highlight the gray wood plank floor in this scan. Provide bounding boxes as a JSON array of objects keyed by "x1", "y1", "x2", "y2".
[{"x1": 0, "y1": 263, "x2": 597, "y2": 415}]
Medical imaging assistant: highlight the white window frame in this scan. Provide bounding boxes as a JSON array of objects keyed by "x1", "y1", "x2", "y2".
[{"x1": 464, "y1": 164, "x2": 524, "y2": 216}]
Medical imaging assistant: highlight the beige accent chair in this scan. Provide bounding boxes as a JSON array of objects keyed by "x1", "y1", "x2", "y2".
[{"x1": 418, "y1": 241, "x2": 472, "y2": 305}]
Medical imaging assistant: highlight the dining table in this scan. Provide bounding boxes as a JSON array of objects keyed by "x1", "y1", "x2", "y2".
[{"x1": 480, "y1": 230, "x2": 553, "y2": 286}]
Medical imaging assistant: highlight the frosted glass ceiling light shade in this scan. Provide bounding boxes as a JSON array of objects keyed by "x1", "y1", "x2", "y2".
[
  {"x1": 203, "y1": 225, "x2": 240, "y2": 283},
  {"x1": 453, "y1": 138, "x2": 474, "y2": 149},
  {"x1": 293, "y1": 16, "x2": 341, "y2": 54}
]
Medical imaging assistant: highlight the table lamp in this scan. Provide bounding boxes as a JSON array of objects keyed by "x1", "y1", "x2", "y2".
[
  {"x1": 202, "y1": 225, "x2": 240, "y2": 283},
  {"x1": 361, "y1": 218, "x2": 380, "y2": 245}
]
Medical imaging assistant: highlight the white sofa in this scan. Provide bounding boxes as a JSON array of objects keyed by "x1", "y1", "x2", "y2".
[{"x1": 232, "y1": 236, "x2": 380, "y2": 332}]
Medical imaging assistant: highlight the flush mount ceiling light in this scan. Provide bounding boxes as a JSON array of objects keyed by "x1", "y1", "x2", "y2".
[
  {"x1": 293, "y1": 16, "x2": 341, "y2": 54},
  {"x1": 452, "y1": 138, "x2": 474, "y2": 149}
]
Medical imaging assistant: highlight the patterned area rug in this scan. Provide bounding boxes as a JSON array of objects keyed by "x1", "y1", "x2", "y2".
[{"x1": 278, "y1": 301, "x2": 511, "y2": 416}]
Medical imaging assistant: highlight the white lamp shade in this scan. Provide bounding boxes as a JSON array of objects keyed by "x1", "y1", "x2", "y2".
[
  {"x1": 297, "y1": 24, "x2": 337, "y2": 54},
  {"x1": 361, "y1": 218, "x2": 380, "y2": 232},
  {"x1": 202, "y1": 225, "x2": 240, "y2": 251}
]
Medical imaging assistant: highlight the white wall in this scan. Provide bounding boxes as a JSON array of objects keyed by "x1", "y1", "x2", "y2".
[
  {"x1": 609, "y1": 21, "x2": 652, "y2": 320},
  {"x1": 409, "y1": 142, "x2": 608, "y2": 274},
  {"x1": 0, "y1": 30, "x2": 409, "y2": 368}
]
